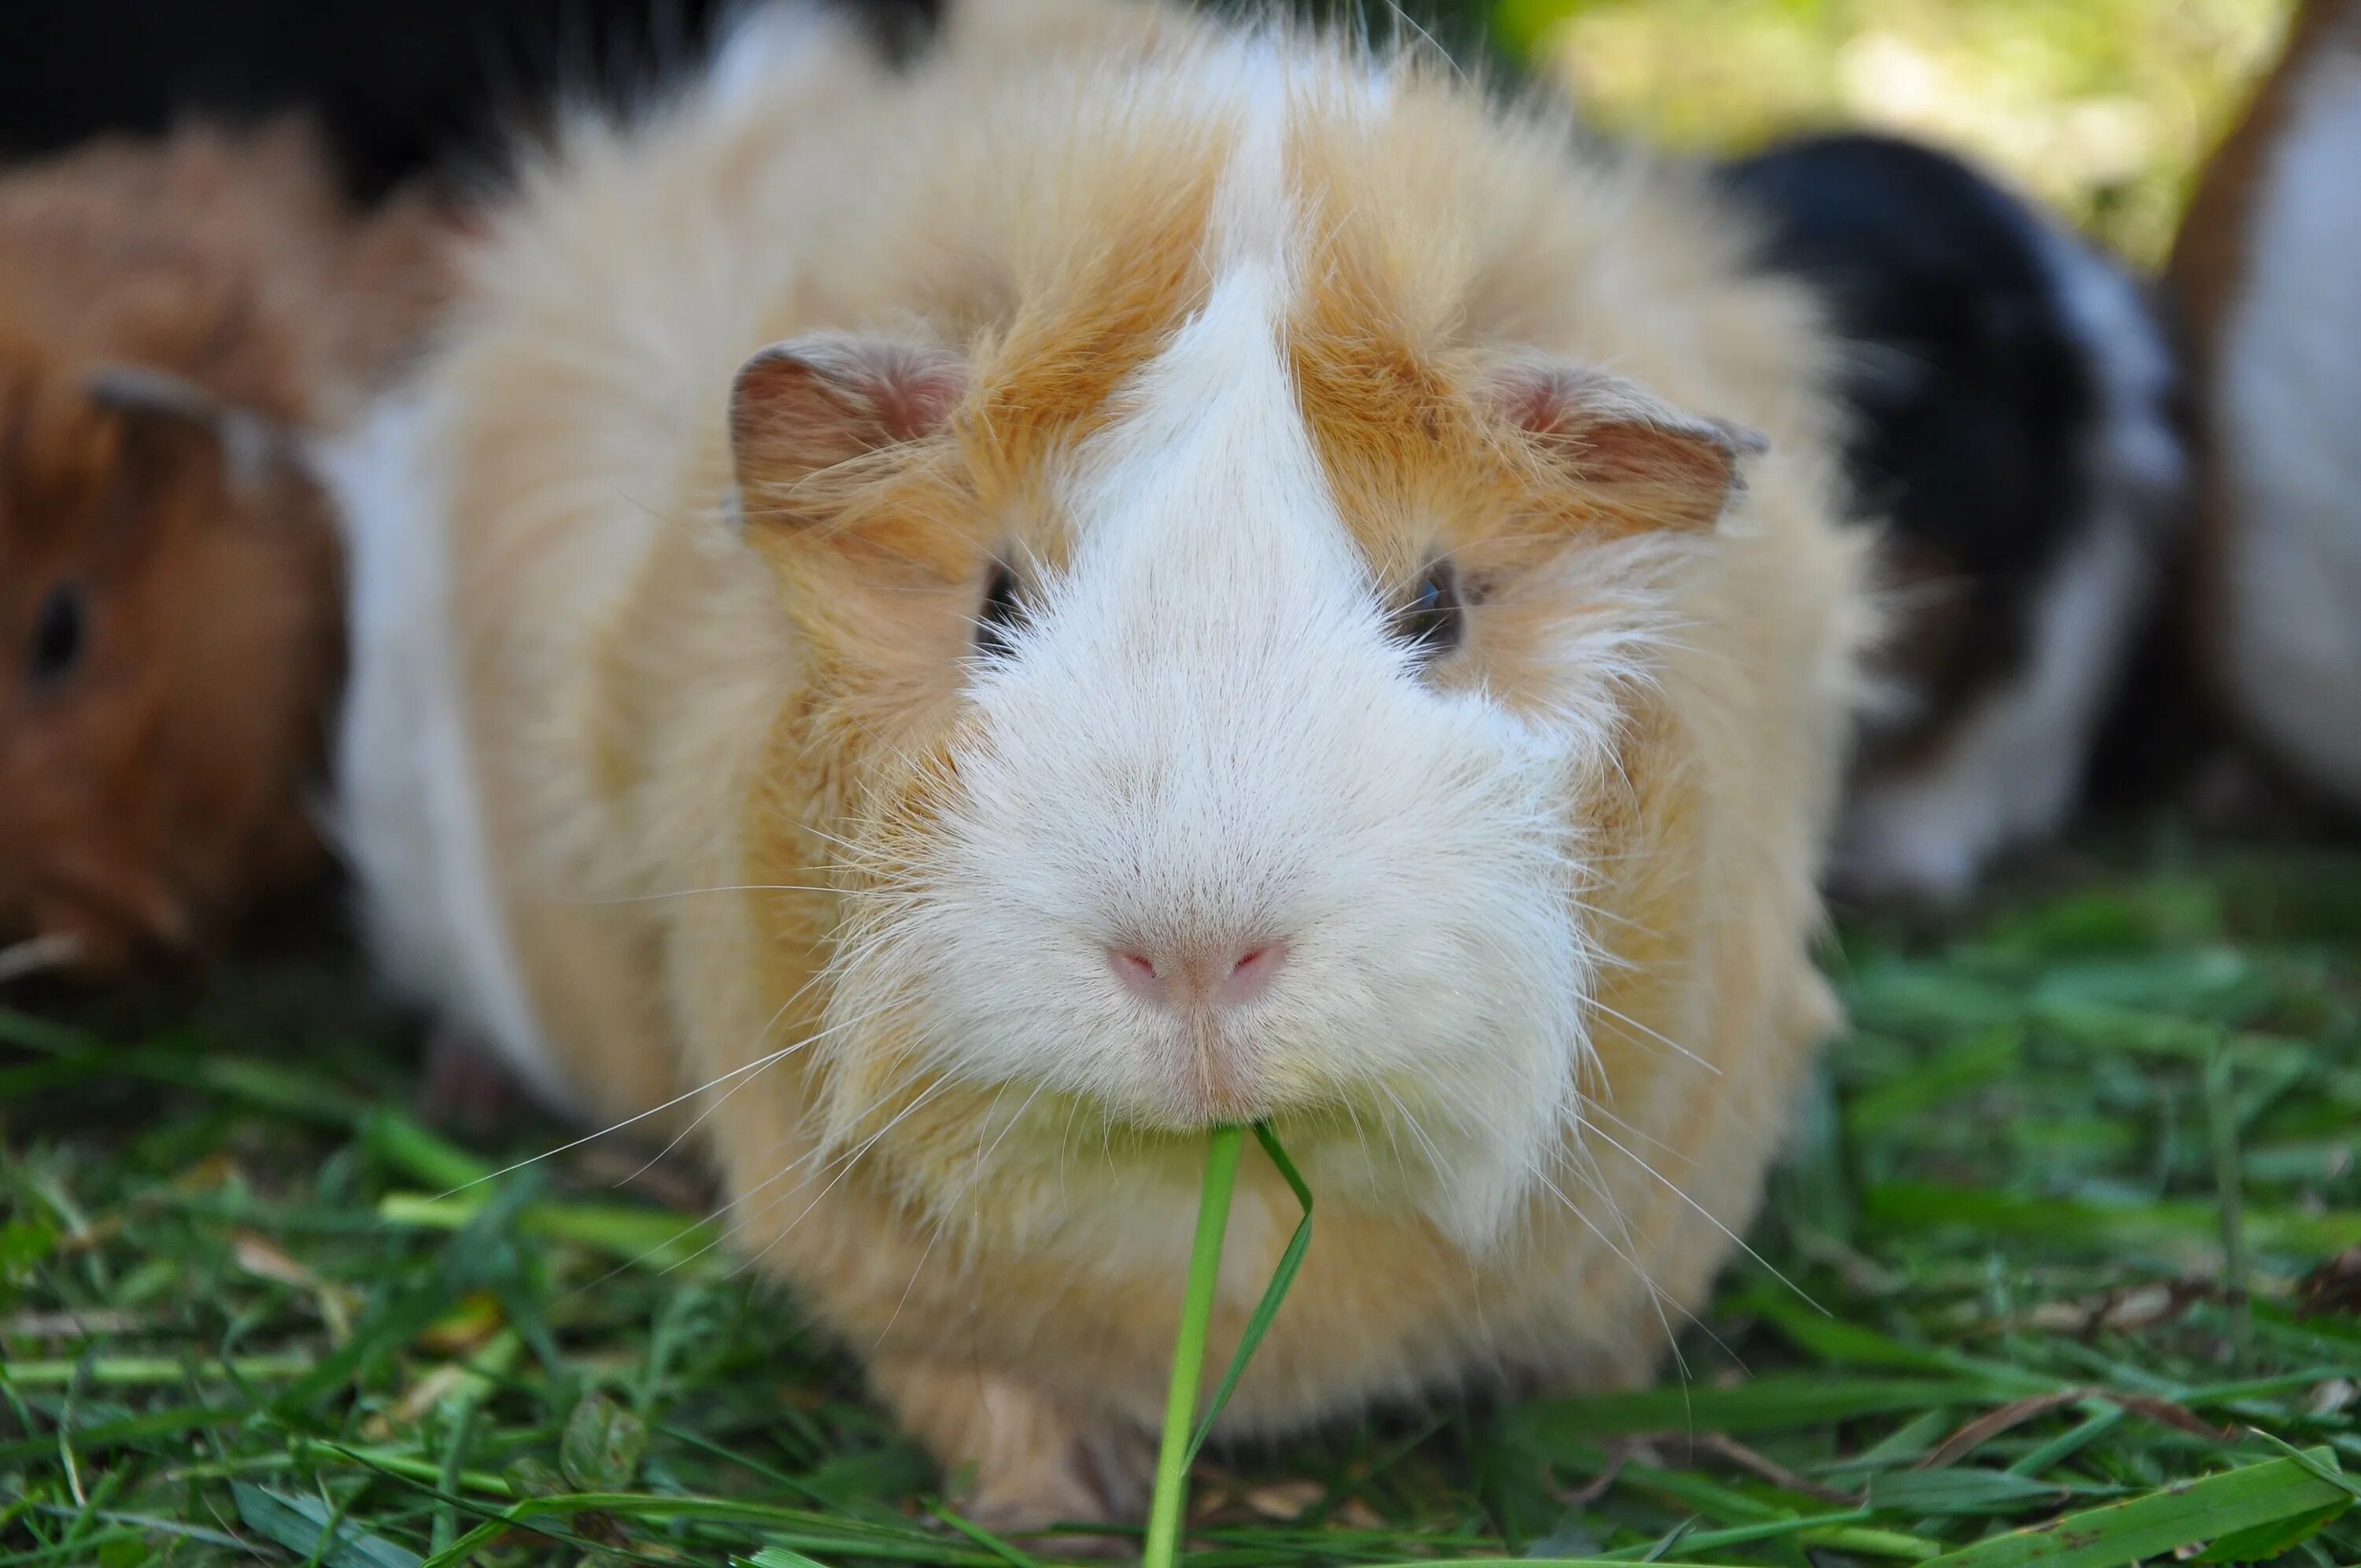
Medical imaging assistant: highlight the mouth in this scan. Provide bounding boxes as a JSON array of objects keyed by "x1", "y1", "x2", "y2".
[
  {"x1": 1156, "y1": 1021, "x2": 1274, "y2": 1127},
  {"x1": 27, "y1": 855, "x2": 198, "y2": 974}
]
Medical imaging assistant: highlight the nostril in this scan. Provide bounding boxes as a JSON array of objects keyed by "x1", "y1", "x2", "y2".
[
  {"x1": 1218, "y1": 939, "x2": 1288, "y2": 1006},
  {"x1": 1110, "y1": 937, "x2": 1290, "y2": 1010},
  {"x1": 1110, "y1": 947, "x2": 1166, "y2": 1004}
]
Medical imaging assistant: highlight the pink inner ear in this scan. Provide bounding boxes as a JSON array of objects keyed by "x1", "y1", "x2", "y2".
[
  {"x1": 867, "y1": 352, "x2": 966, "y2": 445},
  {"x1": 1489, "y1": 361, "x2": 1761, "y2": 532},
  {"x1": 730, "y1": 334, "x2": 969, "y2": 489},
  {"x1": 1496, "y1": 368, "x2": 1587, "y2": 440}
]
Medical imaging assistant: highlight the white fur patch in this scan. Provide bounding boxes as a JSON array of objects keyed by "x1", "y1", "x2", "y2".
[
  {"x1": 316, "y1": 399, "x2": 574, "y2": 1111},
  {"x1": 2215, "y1": 52, "x2": 2361, "y2": 806},
  {"x1": 704, "y1": 0, "x2": 862, "y2": 115},
  {"x1": 1838, "y1": 216, "x2": 2183, "y2": 901}
]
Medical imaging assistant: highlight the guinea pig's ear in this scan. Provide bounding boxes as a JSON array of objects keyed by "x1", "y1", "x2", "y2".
[
  {"x1": 1489, "y1": 360, "x2": 1766, "y2": 533},
  {"x1": 86, "y1": 363, "x2": 290, "y2": 489},
  {"x1": 729, "y1": 333, "x2": 967, "y2": 527}
]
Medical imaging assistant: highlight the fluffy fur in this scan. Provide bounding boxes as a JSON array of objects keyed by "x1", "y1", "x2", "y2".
[
  {"x1": 2174, "y1": 0, "x2": 2361, "y2": 811},
  {"x1": 0, "y1": 121, "x2": 449, "y2": 978},
  {"x1": 334, "y1": 0, "x2": 1869, "y2": 1528}
]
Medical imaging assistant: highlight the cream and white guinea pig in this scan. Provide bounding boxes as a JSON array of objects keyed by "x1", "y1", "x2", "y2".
[
  {"x1": 329, "y1": 0, "x2": 1868, "y2": 1530},
  {"x1": 2173, "y1": 0, "x2": 2361, "y2": 815},
  {"x1": 1723, "y1": 133, "x2": 2189, "y2": 903}
]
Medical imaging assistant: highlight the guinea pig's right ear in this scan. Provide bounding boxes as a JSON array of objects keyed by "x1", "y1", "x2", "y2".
[
  {"x1": 1488, "y1": 360, "x2": 1766, "y2": 535},
  {"x1": 728, "y1": 333, "x2": 967, "y2": 529}
]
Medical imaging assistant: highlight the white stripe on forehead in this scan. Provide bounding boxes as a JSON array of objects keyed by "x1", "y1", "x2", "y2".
[{"x1": 1062, "y1": 46, "x2": 1361, "y2": 605}]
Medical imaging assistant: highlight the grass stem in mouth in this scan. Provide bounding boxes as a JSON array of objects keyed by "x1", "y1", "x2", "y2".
[{"x1": 1144, "y1": 1124, "x2": 1244, "y2": 1568}]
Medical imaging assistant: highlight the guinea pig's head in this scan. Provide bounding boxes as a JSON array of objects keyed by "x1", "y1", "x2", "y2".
[
  {"x1": 730, "y1": 217, "x2": 1759, "y2": 1249},
  {"x1": 0, "y1": 351, "x2": 342, "y2": 980}
]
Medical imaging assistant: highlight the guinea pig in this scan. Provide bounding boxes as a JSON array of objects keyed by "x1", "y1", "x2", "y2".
[
  {"x1": 1721, "y1": 132, "x2": 2189, "y2": 902},
  {"x1": 0, "y1": 121, "x2": 450, "y2": 980},
  {"x1": 2171, "y1": 0, "x2": 2361, "y2": 816},
  {"x1": 330, "y1": 0, "x2": 1868, "y2": 1529}
]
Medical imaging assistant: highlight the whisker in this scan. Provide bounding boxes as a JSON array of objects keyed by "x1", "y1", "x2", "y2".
[
  {"x1": 613, "y1": 992, "x2": 891, "y2": 1187},
  {"x1": 439, "y1": 1019, "x2": 852, "y2": 1199},
  {"x1": 1528, "y1": 1160, "x2": 1701, "y2": 1384},
  {"x1": 873, "y1": 1211, "x2": 948, "y2": 1351},
  {"x1": 1577, "y1": 1116, "x2": 1826, "y2": 1317},
  {"x1": 1584, "y1": 994, "x2": 1717, "y2": 1073},
  {"x1": 972, "y1": 1081, "x2": 1050, "y2": 1186},
  {"x1": 730, "y1": 1076, "x2": 958, "y2": 1278},
  {"x1": 581, "y1": 1067, "x2": 947, "y2": 1292},
  {"x1": 559, "y1": 1072, "x2": 912, "y2": 1296}
]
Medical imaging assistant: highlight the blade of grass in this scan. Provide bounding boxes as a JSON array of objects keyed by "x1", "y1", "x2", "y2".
[
  {"x1": 1512, "y1": 1377, "x2": 1975, "y2": 1441},
  {"x1": 930, "y1": 1504, "x2": 1049, "y2": 1568},
  {"x1": 2, "y1": 1352, "x2": 316, "y2": 1386},
  {"x1": 375, "y1": 1191, "x2": 722, "y2": 1274},
  {"x1": 2206, "y1": 1033, "x2": 2252, "y2": 1370},
  {"x1": 1920, "y1": 1448, "x2": 2351, "y2": 1568},
  {"x1": 231, "y1": 1483, "x2": 423, "y2": 1568},
  {"x1": 1186, "y1": 1120, "x2": 1315, "y2": 1463},
  {"x1": 1143, "y1": 1124, "x2": 1243, "y2": 1568},
  {"x1": 1862, "y1": 1182, "x2": 2361, "y2": 1258}
]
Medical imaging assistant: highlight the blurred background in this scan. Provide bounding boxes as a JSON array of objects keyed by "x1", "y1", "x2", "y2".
[
  {"x1": 1495, "y1": 0, "x2": 2294, "y2": 266},
  {"x1": 0, "y1": 0, "x2": 2300, "y2": 265}
]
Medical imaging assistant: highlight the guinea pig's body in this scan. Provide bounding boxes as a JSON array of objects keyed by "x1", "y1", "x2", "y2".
[
  {"x1": 2173, "y1": 0, "x2": 2361, "y2": 813},
  {"x1": 1724, "y1": 134, "x2": 2187, "y2": 901},
  {"x1": 0, "y1": 122, "x2": 449, "y2": 977},
  {"x1": 334, "y1": 0, "x2": 1866, "y2": 1526}
]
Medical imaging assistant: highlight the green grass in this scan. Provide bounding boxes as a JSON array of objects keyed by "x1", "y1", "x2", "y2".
[{"x1": 4, "y1": 829, "x2": 2359, "y2": 1566}]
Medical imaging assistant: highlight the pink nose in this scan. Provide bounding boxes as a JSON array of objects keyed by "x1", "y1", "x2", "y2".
[{"x1": 1110, "y1": 938, "x2": 1290, "y2": 1012}]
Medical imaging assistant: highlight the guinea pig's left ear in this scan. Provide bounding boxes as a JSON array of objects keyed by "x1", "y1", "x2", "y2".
[
  {"x1": 1490, "y1": 360, "x2": 1766, "y2": 533},
  {"x1": 86, "y1": 363, "x2": 290, "y2": 489},
  {"x1": 729, "y1": 333, "x2": 967, "y2": 526}
]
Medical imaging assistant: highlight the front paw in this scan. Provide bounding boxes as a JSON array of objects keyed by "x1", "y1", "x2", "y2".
[
  {"x1": 958, "y1": 1426, "x2": 1152, "y2": 1551},
  {"x1": 873, "y1": 1357, "x2": 1152, "y2": 1546}
]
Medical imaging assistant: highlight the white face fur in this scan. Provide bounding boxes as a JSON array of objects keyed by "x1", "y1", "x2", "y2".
[{"x1": 849, "y1": 267, "x2": 1591, "y2": 1251}]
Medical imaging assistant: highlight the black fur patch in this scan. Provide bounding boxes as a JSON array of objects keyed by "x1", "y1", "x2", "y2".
[{"x1": 1721, "y1": 132, "x2": 2101, "y2": 762}]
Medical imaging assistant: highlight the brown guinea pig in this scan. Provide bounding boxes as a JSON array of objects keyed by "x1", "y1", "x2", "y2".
[
  {"x1": 0, "y1": 121, "x2": 449, "y2": 980},
  {"x1": 2171, "y1": 0, "x2": 2361, "y2": 815},
  {"x1": 331, "y1": 0, "x2": 1868, "y2": 1531}
]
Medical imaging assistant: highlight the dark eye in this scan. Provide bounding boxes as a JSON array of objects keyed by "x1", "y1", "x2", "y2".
[
  {"x1": 27, "y1": 585, "x2": 87, "y2": 686},
  {"x1": 1391, "y1": 563, "x2": 1464, "y2": 659},
  {"x1": 974, "y1": 563, "x2": 1027, "y2": 659}
]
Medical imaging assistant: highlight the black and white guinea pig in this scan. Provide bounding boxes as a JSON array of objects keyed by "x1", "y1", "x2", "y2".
[{"x1": 1722, "y1": 131, "x2": 2189, "y2": 901}]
